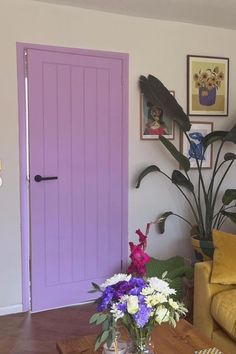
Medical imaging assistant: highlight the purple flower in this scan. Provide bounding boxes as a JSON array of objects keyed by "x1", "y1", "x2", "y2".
[
  {"x1": 118, "y1": 302, "x2": 127, "y2": 313},
  {"x1": 128, "y1": 278, "x2": 146, "y2": 295},
  {"x1": 113, "y1": 281, "x2": 133, "y2": 298},
  {"x1": 97, "y1": 286, "x2": 115, "y2": 311},
  {"x1": 133, "y1": 303, "x2": 152, "y2": 328}
]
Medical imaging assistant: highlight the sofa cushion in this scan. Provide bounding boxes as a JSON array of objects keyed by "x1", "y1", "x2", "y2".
[
  {"x1": 211, "y1": 229, "x2": 236, "y2": 285},
  {"x1": 211, "y1": 289, "x2": 236, "y2": 341}
]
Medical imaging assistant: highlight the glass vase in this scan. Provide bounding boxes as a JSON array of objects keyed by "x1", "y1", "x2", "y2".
[{"x1": 126, "y1": 326, "x2": 155, "y2": 354}]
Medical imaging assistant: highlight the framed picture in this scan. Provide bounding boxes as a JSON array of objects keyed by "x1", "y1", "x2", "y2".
[
  {"x1": 180, "y1": 122, "x2": 213, "y2": 169},
  {"x1": 187, "y1": 55, "x2": 229, "y2": 116},
  {"x1": 140, "y1": 91, "x2": 175, "y2": 140}
]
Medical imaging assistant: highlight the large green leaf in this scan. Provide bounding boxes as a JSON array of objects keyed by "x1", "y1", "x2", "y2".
[
  {"x1": 171, "y1": 170, "x2": 194, "y2": 192},
  {"x1": 158, "y1": 211, "x2": 173, "y2": 233},
  {"x1": 224, "y1": 152, "x2": 236, "y2": 161},
  {"x1": 89, "y1": 313, "x2": 100, "y2": 324},
  {"x1": 95, "y1": 314, "x2": 107, "y2": 325},
  {"x1": 136, "y1": 165, "x2": 160, "y2": 188},
  {"x1": 139, "y1": 75, "x2": 191, "y2": 132},
  {"x1": 159, "y1": 135, "x2": 190, "y2": 172},
  {"x1": 202, "y1": 131, "x2": 228, "y2": 148},
  {"x1": 95, "y1": 330, "x2": 110, "y2": 351},
  {"x1": 224, "y1": 124, "x2": 236, "y2": 143},
  {"x1": 222, "y1": 189, "x2": 236, "y2": 205},
  {"x1": 221, "y1": 211, "x2": 236, "y2": 224}
]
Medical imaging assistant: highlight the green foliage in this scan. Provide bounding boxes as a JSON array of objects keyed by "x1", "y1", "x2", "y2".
[
  {"x1": 224, "y1": 152, "x2": 236, "y2": 161},
  {"x1": 90, "y1": 312, "x2": 116, "y2": 351},
  {"x1": 146, "y1": 256, "x2": 193, "y2": 301},
  {"x1": 139, "y1": 75, "x2": 191, "y2": 131},
  {"x1": 136, "y1": 165, "x2": 160, "y2": 188},
  {"x1": 137, "y1": 74, "x2": 236, "y2": 241},
  {"x1": 222, "y1": 189, "x2": 236, "y2": 205},
  {"x1": 171, "y1": 170, "x2": 194, "y2": 192},
  {"x1": 159, "y1": 136, "x2": 190, "y2": 172},
  {"x1": 158, "y1": 212, "x2": 173, "y2": 233},
  {"x1": 202, "y1": 130, "x2": 228, "y2": 148},
  {"x1": 221, "y1": 211, "x2": 236, "y2": 224}
]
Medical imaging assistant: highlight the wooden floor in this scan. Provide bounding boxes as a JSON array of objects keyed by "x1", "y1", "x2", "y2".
[
  {"x1": 0, "y1": 303, "x2": 99, "y2": 354},
  {"x1": 0, "y1": 302, "x2": 193, "y2": 354}
]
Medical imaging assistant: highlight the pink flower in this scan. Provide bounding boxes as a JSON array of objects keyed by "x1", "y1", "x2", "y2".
[
  {"x1": 127, "y1": 242, "x2": 150, "y2": 276},
  {"x1": 135, "y1": 229, "x2": 147, "y2": 249}
]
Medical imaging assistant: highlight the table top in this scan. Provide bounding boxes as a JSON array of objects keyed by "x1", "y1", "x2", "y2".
[{"x1": 56, "y1": 319, "x2": 218, "y2": 354}]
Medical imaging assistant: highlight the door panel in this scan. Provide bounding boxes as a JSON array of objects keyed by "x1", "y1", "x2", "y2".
[{"x1": 27, "y1": 48, "x2": 127, "y2": 311}]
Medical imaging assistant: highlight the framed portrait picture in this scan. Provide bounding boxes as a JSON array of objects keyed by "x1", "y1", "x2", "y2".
[
  {"x1": 140, "y1": 91, "x2": 175, "y2": 140},
  {"x1": 180, "y1": 122, "x2": 213, "y2": 169},
  {"x1": 187, "y1": 55, "x2": 229, "y2": 116}
]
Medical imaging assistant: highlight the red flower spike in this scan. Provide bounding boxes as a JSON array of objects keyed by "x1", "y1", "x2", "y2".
[
  {"x1": 128, "y1": 243, "x2": 150, "y2": 276},
  {"x1": 135, "y1": 229, "x2": 147, "y2": 249}
]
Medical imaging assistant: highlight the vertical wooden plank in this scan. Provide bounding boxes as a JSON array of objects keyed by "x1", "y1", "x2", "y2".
[
  {"x1": 43, "y1": 63, "x2": 60, "y2": 285},
  {"x1": 108, "y1": 62, "x2": 123, "y2": 274},
  {"x1": 84, "y1": 67, "x2": 98, "y2": 279},
  {"x1": 57, "y1": 64, "x2": 73, "y2": 283},
  {"x1": 97, "y1": 69, "x2": 110, "y2": 277},
  {"x1": 71, "y1": 66, "x2": 86, "y2": 282}
]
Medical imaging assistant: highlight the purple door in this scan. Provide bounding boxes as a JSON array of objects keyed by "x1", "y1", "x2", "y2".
[{"x1": 27, "y1": 48, "x2": 128, "y2": 312}]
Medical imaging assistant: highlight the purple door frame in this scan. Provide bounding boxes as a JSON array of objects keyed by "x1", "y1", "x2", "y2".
[{"x1": 16, "y1": 42, "x2": 129, "y2": 312}]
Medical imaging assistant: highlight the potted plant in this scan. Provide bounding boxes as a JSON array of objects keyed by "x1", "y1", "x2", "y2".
[{"x1": 136, "y1": 74, "x2": 236, "y2": 260}]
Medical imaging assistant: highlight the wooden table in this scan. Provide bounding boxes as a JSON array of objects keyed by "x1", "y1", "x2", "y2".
[{"x1": 56, "y1": 319, "x2": 222, "y2": 354}]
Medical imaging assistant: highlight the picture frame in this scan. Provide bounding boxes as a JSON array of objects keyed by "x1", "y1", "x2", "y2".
[
  {"x1": 140, "y1": 91, "x2": 175, "y2": 140},
  {"x1": 180, "y1": 122, "x2": 213, "y2": 169},
  {"x1": 187, "y1": 55, "x2": 229, "y2": 116}
]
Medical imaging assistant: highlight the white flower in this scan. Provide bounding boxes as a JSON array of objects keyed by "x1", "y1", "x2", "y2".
[
  {"x1": 155, "y1": 306, "x2": 170, "y2": 324},
  {"x1": 148, "y1": 277, "x2": 176, "y2": 296},
  {"x1": 162, "y1": 287, "x2": 176, "y2": 296},
  {"x1": 141, "y1": 286, "x2": 154, "y2": 296},
  {"x1": 100, "y1": 273, "x2": 131, "y2": 289},
  {"x1": 169, "y1": 298, "x2": 179, "y2": 310},
  {"x1": 127, "y1": 295, "x2": 139, "y2": 314},
  {"x1": 146, "y1": 293, "x2": 167, "y2": 307},
  {"x1": 110, "y1": 303, "x2": 124, "y2": 321}
]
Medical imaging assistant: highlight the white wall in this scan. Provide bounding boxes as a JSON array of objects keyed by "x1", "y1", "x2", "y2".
[{"x1": 0, "y1": 0, "x2": 236, "y2": 310}]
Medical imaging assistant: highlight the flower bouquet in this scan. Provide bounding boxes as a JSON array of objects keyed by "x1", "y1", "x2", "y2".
[{"x1": 89, "y1": 273, "x2": 187, "y2": 353}]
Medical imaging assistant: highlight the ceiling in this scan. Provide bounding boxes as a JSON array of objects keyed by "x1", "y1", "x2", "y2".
[{"x1": 34, "y1": 0, "x2": 236, "y2": 30}]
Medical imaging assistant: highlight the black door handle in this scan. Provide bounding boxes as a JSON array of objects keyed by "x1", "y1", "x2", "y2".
[{"x1": 34, "y1": 175, "x2": 58, "y2": 182}]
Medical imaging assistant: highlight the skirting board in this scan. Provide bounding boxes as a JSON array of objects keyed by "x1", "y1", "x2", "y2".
[{"x1": 0, "y1": 304, "x2": 23, "y2": 316}]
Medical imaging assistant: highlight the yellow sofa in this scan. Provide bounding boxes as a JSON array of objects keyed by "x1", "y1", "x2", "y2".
[{"x1": 194, "y1": 261, "x2": 236, "y2": 354}]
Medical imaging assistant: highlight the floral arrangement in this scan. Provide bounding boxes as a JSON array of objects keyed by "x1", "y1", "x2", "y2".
[
  {"x1": 89, "y1": 273, "x2": 187, "y2": 351},
  {"x1": 193, "y1": 66, "x2": 224, "y2": 91}
]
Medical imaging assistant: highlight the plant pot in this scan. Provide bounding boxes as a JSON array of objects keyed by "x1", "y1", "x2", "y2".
[
  {"x1": 191, "y1": 236, "x2": 214, "y2": 261},
  {"x1": 199, "y1": 87, "x2": 216, "y2": 106}
]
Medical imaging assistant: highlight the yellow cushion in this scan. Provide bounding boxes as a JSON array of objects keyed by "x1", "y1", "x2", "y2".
[
  {"x1": 211, "y1": 229, "x2": 236, "y2": 284},
  {"x1": 211, "y1": 289, "x2": 236, "y2": 341}
]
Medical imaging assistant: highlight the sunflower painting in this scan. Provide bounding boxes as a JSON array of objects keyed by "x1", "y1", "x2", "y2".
[{"x1": 187, "y1": 55, "x2": 229, "y2": 116}]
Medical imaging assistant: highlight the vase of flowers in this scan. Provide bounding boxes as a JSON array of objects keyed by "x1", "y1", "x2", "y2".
[{"x1": 89, "y1": 273, "x2": 187, "y2": 353}]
